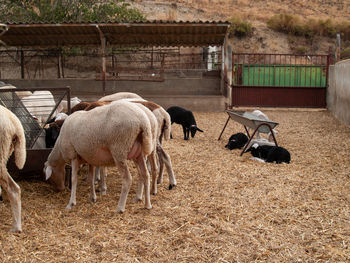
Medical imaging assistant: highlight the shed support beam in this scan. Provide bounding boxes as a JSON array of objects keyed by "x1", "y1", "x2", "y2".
[{"x1": 95, "y1": 25, "x2": 107, "y2": 95}]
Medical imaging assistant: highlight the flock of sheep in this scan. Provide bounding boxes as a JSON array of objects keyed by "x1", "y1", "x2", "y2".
[
  {"x1": 0, "y1": 89, "x2": 205, "y2": 233},
  {"x1": 1, "y1": 86, "x2": 291, "y2": 233}
]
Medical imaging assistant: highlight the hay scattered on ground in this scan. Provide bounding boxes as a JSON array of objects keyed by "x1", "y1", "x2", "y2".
[{"x1": 1, "y1": 109, "x2": 350, "y2": 262}]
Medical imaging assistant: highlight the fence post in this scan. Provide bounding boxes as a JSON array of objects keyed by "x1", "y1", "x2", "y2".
[{"x1": 20, "y1": 49, "x2": 24, "y2": 79}]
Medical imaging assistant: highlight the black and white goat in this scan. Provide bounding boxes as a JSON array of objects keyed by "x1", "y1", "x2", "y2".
[
  {"x1": 225, "y1": 132, "x2": 248, "y2": 150},
  {"x1": 246, "y1": 143, "x2": 291, "y2": 164},
  {"x1": 167, "y1": 106, "x2": 203, "y2": 140}
]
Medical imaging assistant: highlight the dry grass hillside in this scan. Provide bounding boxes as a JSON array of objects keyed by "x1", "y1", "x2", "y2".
[{"x1": 127, "y1": 0, "x2": 350, "y2": 54}]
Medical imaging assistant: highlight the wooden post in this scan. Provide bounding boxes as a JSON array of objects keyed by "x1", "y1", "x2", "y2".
[
  {"x1": 57, "y1": 49, "x2": 61, "y2": 78},
  {"x1": 95, "y1": 25, "x2": 107, "y2": 95},
  {"x1": 20, "y1": 49, "x2": 24, "y2": 79}
]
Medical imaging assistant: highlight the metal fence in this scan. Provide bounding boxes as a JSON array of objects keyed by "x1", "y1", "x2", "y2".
[
  {"x1": 230, "y1": 53, "x2": 330, "y2": 108},
  {"x1": 0, "y1": 47, "x2": 222, "y2": 81},
  {"x1": 232, "y1": 53, "x2": 329, "y2": 88}
]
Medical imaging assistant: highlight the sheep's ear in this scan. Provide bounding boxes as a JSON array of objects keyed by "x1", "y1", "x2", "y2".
[
  {"x1": 196, "y1": 127, "x2": 203, "y2": 132},
  {"x1": 45, "y1": 166, "x2": 52, "y2": 180}
]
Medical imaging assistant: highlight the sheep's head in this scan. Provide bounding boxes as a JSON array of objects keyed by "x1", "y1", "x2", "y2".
[
  {"x1": 190, "y1": 125, "x2": 203, "y2": 138},
  {"x1": 44, "y1": 162, "x2": 66, "y2": 192}
]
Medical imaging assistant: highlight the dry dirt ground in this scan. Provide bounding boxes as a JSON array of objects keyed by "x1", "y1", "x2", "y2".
[{"x1": 1, "y1": 109, "x2": 350, "y2": 262}]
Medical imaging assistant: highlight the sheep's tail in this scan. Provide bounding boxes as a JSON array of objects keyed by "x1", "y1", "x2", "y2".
[
  {"x1": 13, "y1": 121, "x2": 26, "y2": 169},
  {"x1": 162, "y1": 110, "x2": 172, "y2": 141},
  {"x1": 140, "y1": 119, "x2": 153, "y2": 156}
]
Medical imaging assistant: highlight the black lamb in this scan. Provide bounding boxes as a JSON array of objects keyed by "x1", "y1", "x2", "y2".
[
  {"x1": 225, "y1": 132, "x2": 248, "y2": 150},
  {"x1": 246, "y1": 143, "x2": 291, "y2": 164},
  {"x1": 167, "y1": 106, "x2": 203, "y2": 140}
]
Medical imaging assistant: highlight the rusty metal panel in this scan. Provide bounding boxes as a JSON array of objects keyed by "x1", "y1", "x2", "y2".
[
  {"x1": 230, "y1": 53, "x2": 329, "y2": 108},
  {"x1": 231, "y1": 86, "x2": 326, "y2": 107}
]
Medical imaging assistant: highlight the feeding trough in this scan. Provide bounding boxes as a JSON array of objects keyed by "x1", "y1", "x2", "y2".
[
  {"x1": 218, "y1": 109, "x2": 279, "y2": 156},
  {"x1": 0, "y1": 85, "x2": 71, "y2": 179}
]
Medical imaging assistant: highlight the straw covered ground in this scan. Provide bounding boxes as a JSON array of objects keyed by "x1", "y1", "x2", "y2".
[{"x1": 1, "y1": 109, "x2": 350, "y2": 262}]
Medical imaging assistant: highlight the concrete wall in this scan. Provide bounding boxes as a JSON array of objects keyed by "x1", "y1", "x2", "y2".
[
  {"x1": 3, "y1": 73, "x2": 226, "y2": 111},
  {"x1": 328, "y1": 59, "x2": 350, "y2": 125},
  {"x1": 5, "y1": 76, "x2": 221, "y2": 96}
]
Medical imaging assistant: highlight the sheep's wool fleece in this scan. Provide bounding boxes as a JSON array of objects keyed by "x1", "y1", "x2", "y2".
[
  {"x1": 0, "y1": 105, "x2": 26, "y2": 169},
  {"x1": 48, "y1": 101, "x2": 153, "y2": 166},
  {"x1": 130, "y1": 103, "x2": 158, "y2": 150},
  {"x1": 98, "y1": 92, "x2": 143, "y2": 102},
  {"x1": 153, "y1": 107, "x2": 171, "y2": 141},
  {"x1": 122, "y1": 98, "x2": 171, "y2": 142}
]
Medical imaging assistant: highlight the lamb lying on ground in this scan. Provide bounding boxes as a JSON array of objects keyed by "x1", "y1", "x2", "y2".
[
  {"x1": 225, "y1": 132, "x2": 248, "y2": 150},
  {"x1": 167, "y1": 106, "x2": 203, "y2": 140},
  {"x1": 246, "y1": 143, "x2": 291, "y2": 164},
  {"x1": 44, "y1": 100, "x2": 154, "y2": 213},
  {"x1": 0, "y1": 105, "x2": 26, "y2": 232}
]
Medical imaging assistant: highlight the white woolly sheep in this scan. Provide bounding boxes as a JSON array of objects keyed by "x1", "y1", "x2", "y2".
[
  {"x1": 126, "y1": 101, "x2": 159, "y2": 200},
  {"x1": 125, "y1": 99, "x2": 177, "y2": 194},
  {"x1": 44, "y1": 100, "x2": 154, "y2": 213},
  {"x1": 100, "y1": 93, "x2": 177, "y2": 193},
  {"x1": 98, "y1": 92, "x2": 143, "y2": 102},
  {"x1": 0, "y1": 105, "x2": 26, "y2": 232}
]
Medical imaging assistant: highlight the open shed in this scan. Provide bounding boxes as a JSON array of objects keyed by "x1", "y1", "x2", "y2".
[{"x1": 0, "y1": 21, "x2": 231, "y2": 111}]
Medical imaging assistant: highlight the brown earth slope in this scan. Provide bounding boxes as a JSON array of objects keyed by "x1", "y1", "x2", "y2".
[{"x1": 127, "y1": 0, "x2": 350, "y2": 54}]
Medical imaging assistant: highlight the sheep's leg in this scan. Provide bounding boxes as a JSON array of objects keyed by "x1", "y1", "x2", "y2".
[
  {"x1": 115, "y1": 160, "x2": 132, "y2": 213},
  {"x1": 149, "y1": 151, "x2": 158, "y2": 195},
  {"x1": 88, "y1": 165, "x2": 97, "y2": 203},
  {"x1": 0, "y1": 168, "x2": 22, "y2": 232},
  {"x1": 0, "y1": 186, "x2": 2, "y2": 201},
  {"x1": 133, "y1": 161, "x2": 143, "y2": 203},
  {"x1": 157, "y1": 146, "x2": 177, "y2": 190},
  {"x1": 95, "y1": 166, "x2": 100, "y2": 183},
  {"x1": 66, "y1": 158, "x2": 80, "y2": 210},
  {"x1": 99, "y1": 167, "x2": 107, "y2": 195},
  {"x1": 182, "y1": 125, "x2": 188, "y2": 140},
  {"x1": 157, "y1": 147, "x2": 165, "y2": 184},
  {"x1": 135, "y1": 154, "x2": 152, "y2": 210}
]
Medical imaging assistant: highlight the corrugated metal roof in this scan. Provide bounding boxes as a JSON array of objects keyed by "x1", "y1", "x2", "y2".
[{"x1": 0, "y1": 21, "x2": 230, "y2": 47}]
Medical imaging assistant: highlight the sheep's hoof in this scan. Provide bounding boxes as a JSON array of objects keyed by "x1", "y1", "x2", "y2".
[
  {"x1": 9, "y1": 227, "x2": 22, "y2": 233},
  {"x1": 132, "y1": 197, "x2": 142, "y2": 203},
  {"x1": 157, "y1": 178, "x2": 163, "y2": 184},
  {"x1": 145, "y1": 204, "x2": 152, "y2": 210},
  {"x1": 116, "y1": 207, "x2": 125, "y2": 213},
  {"x1": 100, "y1": 190, "x2": 107, "y2": 196},
  {"x1": 65, "y1": 203, "x2": 75, "y2": 210},
  {"x1": 169, "y1": 184, "x2": 176, "y2": 190},
  {"x1": 90, "y1": 197, "x2": 97, "y2": 203}
]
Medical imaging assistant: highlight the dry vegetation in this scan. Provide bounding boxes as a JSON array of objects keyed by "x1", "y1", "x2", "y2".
[
  {"x1": 1, "y1": 109, "x2": 350, "y2": 262},
  {"x1": 128, "y1": 0, "x2": 350, "y2": 54}
]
